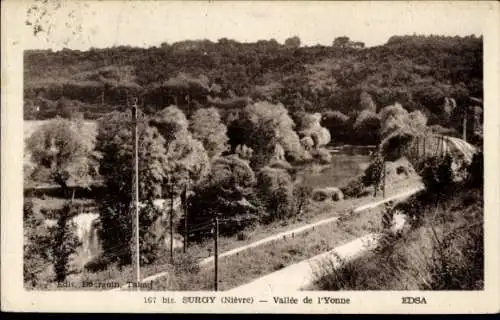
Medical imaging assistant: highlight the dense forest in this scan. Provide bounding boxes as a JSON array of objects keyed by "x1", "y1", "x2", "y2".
[{"x1": 24, "y1": 34, "x2": 483, "y2": 145}]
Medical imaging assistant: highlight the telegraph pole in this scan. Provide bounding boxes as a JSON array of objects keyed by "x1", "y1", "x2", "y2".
[
  {"x1": 213, "y1": 216, "x2": 219, "y2": 291},
  {"x1": 131, "y1": 97, "x2": 140, "y2": 290}
]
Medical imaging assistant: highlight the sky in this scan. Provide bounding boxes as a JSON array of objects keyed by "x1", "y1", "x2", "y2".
[{"x1": 21, "y1": 1, "x2": 491, "y2": 51}]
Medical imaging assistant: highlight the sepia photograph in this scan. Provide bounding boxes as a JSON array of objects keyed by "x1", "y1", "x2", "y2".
[{"x1": 2, "y1": 0, "x2": 500, "y2": 313}]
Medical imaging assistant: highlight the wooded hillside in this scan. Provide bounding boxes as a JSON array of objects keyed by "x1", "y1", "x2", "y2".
[{"x1": 24, "y1": 35, "x2": 483, "y2": 144}]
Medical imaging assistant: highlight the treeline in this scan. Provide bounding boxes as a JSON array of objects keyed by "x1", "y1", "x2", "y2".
[{"x1": 24, "y1": 35, "x2": 483, "y2": 145}]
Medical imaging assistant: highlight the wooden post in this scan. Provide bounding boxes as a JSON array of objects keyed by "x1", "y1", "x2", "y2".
[
  {"x1": 213, "y1": 216, "x2": 219, "y2": 291},
  {"x1": 131, "y1": 100, "x2": 140, "y2": 290}
]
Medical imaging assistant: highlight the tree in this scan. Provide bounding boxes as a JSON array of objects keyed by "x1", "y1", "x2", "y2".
[
  {"x1": 52, "y1": 203, "x2": 80, "y2": 282},
  {"x1": 359, "y1": 91, "x2": 377, "y2": 113},
  {"x1": 152, "y1": 106, "x2": 210, "y2": 185},
  {"x1": 234, "y1": 102, "x2": 309, "y2": 168},
  {"x1": 333, "y1": 36, "x2": 350, "y2": 48},
  {"x1": 379, "y1": 103, "x2": 427, "y2": 140},
  {"x1": 297, "y1": 113, "x2": 331, "y2": 148},
  {"x1": 188, "y1": 154, "x2": 259, "y2": 237},
  {"x1": 95, "y1": 110, "x2": 168, "y2": 264},
  {"x1": 25, "y1": 117, "x2": 99, "y2": 193},
  {"x1": 378, "y1": 103, "x2": 427, "y2": 158},
  {"x1": 353, "y1": 110, "x2": 381, "y2": 145},
  {"x1": 321, "y1": 110, "x2": 350, "y2": 144},
  {"x1": 293, "y1": 184, "x2": 313, "y2": 216},
  {"x1": 24, "y1": 200, "x2": 53, "y2": 288},
  {"x1": 190, "y1": 107, "x2": 229, "y2": 159},
  {"x1": 257, "y1": 167, "x2": 295, "y2": 221},
  {"x1": 362, "y1": 152, "x2": 385, "y2": 195},
  {"x1": 285, "y1": 36, "x2": 301, "y2": 48}
]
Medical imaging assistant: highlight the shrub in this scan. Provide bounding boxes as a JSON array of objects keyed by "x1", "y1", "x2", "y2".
[
  {"x1": 467, "y1": 150, "x2": 483, "y2": 187},
  {"x1": 313, "y1": 148, "x2": 332, "y2": 164},
  {"x1": 237, "y1": 231, "x2": 249, "y2": 241},
  {"x1": 421, "y1": 155, "x2": 454, "y2": 199},
  {"x1": 293, "y1": 184, "x2": 312, "y2": 215},
  {"x1": 362, "y1": 152, "x2": 384, "y2": 188},
  {"x1": 341, "y1": 178, "x2": 366, "y2": 198},
  {"x1": 84, "y1": 255, "x2": 112, "y2": 273}
]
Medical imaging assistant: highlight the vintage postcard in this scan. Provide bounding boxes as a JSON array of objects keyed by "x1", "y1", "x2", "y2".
[{"x1": 2, "y1": 0, "x2": 499, "y2": 314}]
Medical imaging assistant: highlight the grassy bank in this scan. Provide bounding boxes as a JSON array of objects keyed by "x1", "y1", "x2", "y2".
[
  {"x1": 309, "y1": 187, "x2": 483, "y2": 290},
  {"x1": 146, "y1": 199, "x2": 387, "y2": 291}
]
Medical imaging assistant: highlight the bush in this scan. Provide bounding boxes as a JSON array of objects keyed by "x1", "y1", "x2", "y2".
[
  {"x1": 421, "y1": 155, "x2": 454, "y2": 198},
  {"x1": 313, "y1": 148, "x2": 332, "y2": 164},
  {"x1": 362, "y1": 152, "x2": 384, "y2": 187},
  {"x1": 257, "y1": 167, "x2": 295, "y2": 221},
  {"x1": 341, "y1": 178, "x2": 366, "y2": 198},
  {"x1": 84, "y1": 255, "x2": 112, "y2": 273},
  {"x1": 467, "y1": 151, "x2": 483, "y2": 187},
  {"x1": 292, "y1": 184, "x2": 312, "y2": 215}
]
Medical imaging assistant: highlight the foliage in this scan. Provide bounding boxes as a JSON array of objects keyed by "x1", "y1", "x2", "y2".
[
  {"x1": 321, "y1": 110, "x2": 350, "y2": 144},
  {"x1": 138, "y1": 202, "x2": 167, "y2": 264},
  {"x1": 467, "y1": 150, "x2": 483, "y2": 187},
  {"x1": 95, "y1": 110, "x2": 168, "y2": 264},
  {"x1": 284, "y1": 36, "x2": 301, "y2": 48},
  {"x1": 292, "y1": 184, "x2": 313, "y2": 216},
  {"x1": 353, "y1": 110, "x2": 381, "y2": 145},
  {"x1": 297, "y1": 112, "x2": 331, "y2": 148},
  {"x1": 313, "y1": 187, "x2": 483, "y2": 290},
  {"x1": 25, "y1": 35, "x2": 482, "y2": 147},
  {"x1": 341, "y1": 177, "x2": 366, "y2": 199},
  {"x1": 235, "y1": 144, "x2": 254, "y2": 161},
  {"x1": 24, "y1": 200, "x2": 53, "y2": 288},
  {"x1": 52, "y1": 203, "x2": 80, "y2": 282},
  {"x1": 25, "y1": 117, "x2": 100, "y2": 190},
  {"x1": 187, "y1": 154, "x2": 259, "y2": 237},
  {"x1": 311, "y1": 148, "x2": 332, "y2": 164},
  {"x1": 257, "y1": 167, "x2": 295, "y2": 221},
  {"x1": 150, "y1": 105, "x2": 211, "y2": 186},
  {"x1": 190, "y1": 107, "x2": 229, "y2": 158},
  {"x1": 358, "y1": 91, "x2": 377, "y2": 113},
  {"x1": 420, "y1": 155, "x2": 454, "y2": 200},
  {"x1": 229, "y1": 102, "x2": 308, "y2": 168},
  {"x1": 362, "y1": 152, "x2": 384, "y2": 191},
  {"x1": 379, "y1": 103, "x2": 428, "y2": 159}
]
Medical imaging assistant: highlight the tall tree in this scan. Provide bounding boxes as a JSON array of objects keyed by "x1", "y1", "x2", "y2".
[
  {"x1": 24, "y1": 200, "x2": 53, "y2": 288},
  {"x1": 25, "y1": 117, "x2": 99, "y2": 194},
  {"x1": 52, "y1": 203, "x2": 80, "y2": 282},
  {"x1": 284, "y1": 36, "x2": 301, "y2": 48},
  {"x1": 152, "y1": 105, "x2": 210, "y2": 186},
  {"x1": 234, "y1": 102, "x2": 309, "y2": 168},
  {"x1": 190, "y1": 107, "x2": 229, "y2": 159},
  {"x1": 95, "y1": 110, "x2": 168, "y2": 264}
]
